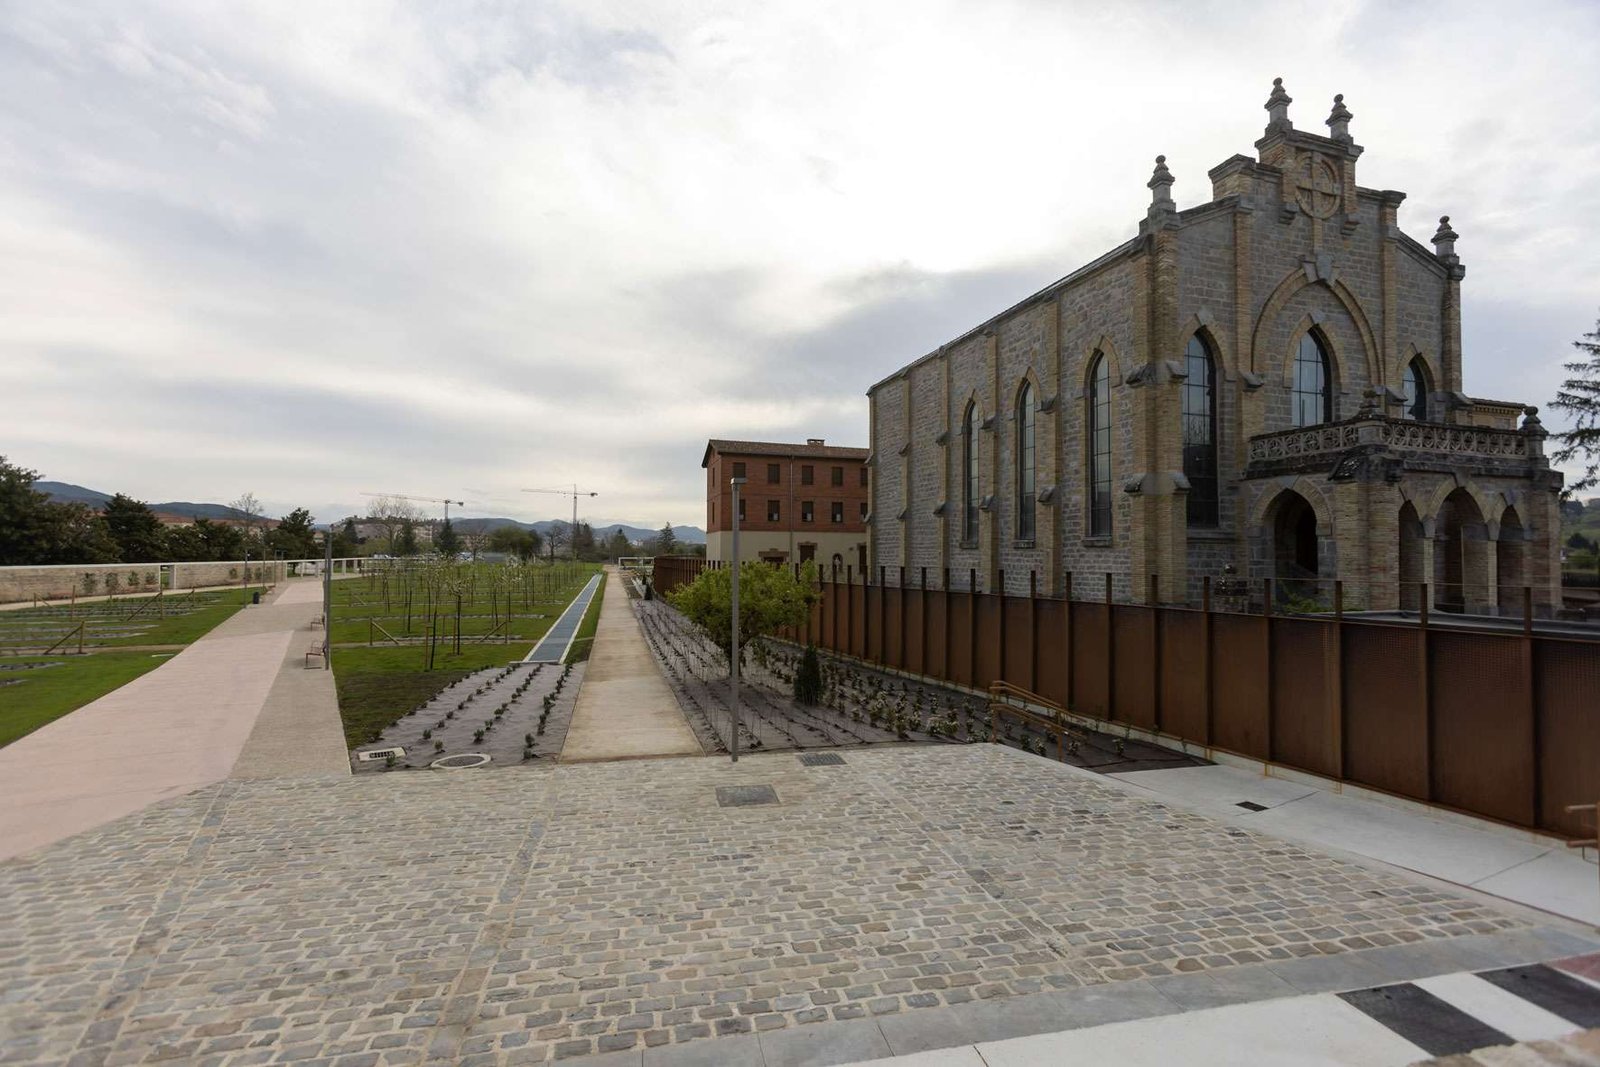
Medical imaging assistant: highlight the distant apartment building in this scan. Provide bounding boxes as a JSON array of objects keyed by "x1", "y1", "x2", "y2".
[{"x1": 702, "y1": 439, "x2": 870, "y2": 571}]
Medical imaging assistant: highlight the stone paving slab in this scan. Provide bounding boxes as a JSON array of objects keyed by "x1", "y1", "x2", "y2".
[{"x1": 0, "y1": 745, "x2": 1575, "y2": 1066}]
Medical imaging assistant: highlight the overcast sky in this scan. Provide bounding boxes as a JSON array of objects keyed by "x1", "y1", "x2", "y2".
[{"x1": 3, "y1": 1, "x2": 1598, "y2": 528}]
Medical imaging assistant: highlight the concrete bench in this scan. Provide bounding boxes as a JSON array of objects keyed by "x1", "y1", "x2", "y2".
[{"x1": 305, "y1": 640, "x2": 328, "y2": 668}]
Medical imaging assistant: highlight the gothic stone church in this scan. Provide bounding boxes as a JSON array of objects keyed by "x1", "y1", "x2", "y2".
[{"x1": 866, "y1": 80, "x2": 1561, "y2": 614}]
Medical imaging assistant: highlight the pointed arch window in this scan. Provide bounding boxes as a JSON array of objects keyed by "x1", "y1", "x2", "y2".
[
  {"x1": 1016, "y1": 382, "x2": 1036, "y2": 541},
  {"x1": 961, "y1": 401, "x2": 980, "y2": 544},
  {"x1": 1292, "y1": 332, "x2": 1333, "y2": 427},
  {"x1": 1402, "y1": 357, "x2": 1429, "y2": 421},
  {"x1": 1182, "y1": 335, "x2": 1219, "y2": 527},
  {"x1": 1088, "y1": 354, "x2": 1112, "y2": 537}
]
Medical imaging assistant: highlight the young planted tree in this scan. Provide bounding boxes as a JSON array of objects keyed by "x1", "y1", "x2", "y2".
[
  {"x1": 1552, "y1": 316, "x2": 1600, "y2": 493},
  {"x1": 669, "y1": 559, "x2": 816, "y2": 668}
]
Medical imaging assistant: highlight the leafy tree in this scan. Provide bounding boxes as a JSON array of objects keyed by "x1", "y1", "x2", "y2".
[
  {"x1": 435, "y1": 518, "x2": 461, "y2": 557},
  {"x1": 571, "y1": 521, "x2": 597, "y2": 561},
  {"x1": 197, "y1": 518, "x2": 244, "y2": 560},
  {"x1": 487, "y1": 525, "x2": 541, "y2": 562},
  {"x1": 1568, "y1": 532, "x2": 1595, "y2": 552},
  {"x1": 653, "y1": 522, "x2": 678, "y2": 556},
  {"x1": 794, "y1": 643, "x2": 824, "y2": 705},
  {"x1": 366, "y1": 494, "x2": 422, "y2": 554},
  {"x1": 1552, "y1": 316, "x2": 1600, "y2": 493},
  {"x1": 603, "y1": 528, "x2": 632, "y2": 560},
  {"x1": 669, "y1": 560, "x2": 817, "y2": 667},
  {"x1": 332, "y1": 517, "x2": 360, "y2": 558},
  {"x1": 397, "y1": 518, "x2": 419, "y2": 556},
  {"x1": 0, "y1": 456, "x2": 70, "y2": 564},
  {"x1": 269, "y1": 508, "x2": 319, "y2": 559},
  {"x1": 42, "y1": 501, "x2": 119, "y2": 564},
  {"x1": 102, "y1": 494, "x2": 167, "y2": 563}
]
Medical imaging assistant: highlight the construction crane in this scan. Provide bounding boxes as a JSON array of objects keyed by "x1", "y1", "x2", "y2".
[
  {"x1": 522, "y1": 485, "x2": 598, "y2": 560},
  {"x1": 360, "y1": 492, "x2": 466, "y2": 523}
]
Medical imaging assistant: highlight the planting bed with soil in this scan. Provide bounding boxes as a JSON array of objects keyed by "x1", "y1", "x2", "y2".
[{"x1": 351, "y1": 659, "x2": 584, "y2": 771}]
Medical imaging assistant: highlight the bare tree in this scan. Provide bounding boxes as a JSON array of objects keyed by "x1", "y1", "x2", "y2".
[
  {"x1": 460, "y1": 523, "x2": 492, "y2": 560},
  {"x1": 366, "y1": 494, "x2": 422, "y2": 555},
  {"x1": 544, "y1": 521, "x2": 569, "y2": 561},
  {"x1": 229, "y1": 492, "x2": 266, "y2": 551}
]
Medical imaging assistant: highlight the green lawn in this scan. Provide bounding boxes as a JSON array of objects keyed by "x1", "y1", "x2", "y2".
[
  {"x1": 0, "y1": 653, "x2": 170, "y2": 748},
  {"x1": 0, "y1": 588, "x2": 263, "y2": 652},
  {"x1": 565, "y1": 572, "x2": 607, "y2": 663}
]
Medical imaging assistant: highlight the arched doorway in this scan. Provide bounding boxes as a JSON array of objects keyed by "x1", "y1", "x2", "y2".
[
  {"x1": 1496, "y1": 506, "x2": 1527, "y2": 616},
  {"x1": 1398, "y1": 501, "x2": 1425, "y2": 611},
  {"x1": 1269, "y1": 490, "x2": 1320, "y2": 602},
  {"x1": 1434, "y1": 489, "x2": 1489, "y2": 614}
]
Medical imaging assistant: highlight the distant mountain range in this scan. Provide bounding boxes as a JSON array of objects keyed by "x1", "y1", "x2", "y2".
[
  {"x1": 36, "y1": 482, "x2": 706, "y2": 544},
  {"x1": 454, "y1": 517, "x2": 705, "y2": 545},
  {"x1": 38, "y1": 481, "x2": 258, "y2": 522}
]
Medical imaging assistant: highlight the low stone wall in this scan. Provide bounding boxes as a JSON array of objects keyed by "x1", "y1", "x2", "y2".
[{"x1": 0, "y1": 558, "x2": 368, "y2": 604}]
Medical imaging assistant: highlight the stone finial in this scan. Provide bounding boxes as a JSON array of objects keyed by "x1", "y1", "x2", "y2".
[
  {"x1": 1147, "y1": 154, "x2": 1174, "y2": 204},
  {"x1": 1432, "y1": 215, "x2": 1459, "y2": 261},
  {"x1": 1522, "y1": 405, "x2": 1545, "y2": 432},
  {"x1": 1265, "y1": 76, "x2": 1293, "y2": 130},
  {"x1": 1326, "y1": 93, "x2": 1352, "y2": 141}
]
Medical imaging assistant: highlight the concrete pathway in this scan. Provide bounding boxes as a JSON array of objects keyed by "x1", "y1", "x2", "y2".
[
  {"x1": 560, "y1": 565, "x2": 702, "y2": 763},
  {"x1": 0, "y1": 579, "x2": 346, "y2": 861},
  {"x1": 1104, "y1": 762, "x2": 1600, "y2": 927}
]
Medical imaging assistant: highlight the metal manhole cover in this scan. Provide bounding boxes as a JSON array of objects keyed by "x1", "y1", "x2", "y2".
[
  {"x1": 798, "y1": 752, "x2": 845, "y2": 767},
  {"x1": 431, "y1": 753, "x2": 492, "y2": 770},
  {"x1": 716, "y1": 784, "x2": 778, "y2": 807},
  {"x1": 1235, "y1": 800, "x2": 1268, "y2": 812}
]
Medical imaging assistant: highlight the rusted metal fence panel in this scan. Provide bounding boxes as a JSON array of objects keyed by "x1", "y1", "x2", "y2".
[
  {"x1": 1536, "y1": 640, "x2": 1600, "y2": 837},
  {"x1": 656, "y1": 557, "x2": 1597, "y2": 838},
  {"x1": 1270, "y1": 617, "x2": 1339, "y2": 779},
  {"x1": 1071, "y1": 601, "x2": 1110, "y2": 718},
  {"x1": 1342, "y1": 625, "x2": 1429, "y2": 801},
  {"x1": 1112, "y1": 606, "x2": 1158, "y2": 730},
  {"x1": 1158, "y1": 610, "x2": 1208, "y2": 743},
  {"x1": 1211, "y1": 613, "x2": 1269, "y2": 759},
  {"x1": 1035, "y1": 598, "x2": 1069, "y2": 710},
  {"x1": 1430, "y1": 630, "x2": 1534, "y2": 828}
]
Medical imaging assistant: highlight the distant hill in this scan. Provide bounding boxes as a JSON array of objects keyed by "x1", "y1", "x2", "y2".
[{"x1": 37, "y1": 482, "x2": 254, "y2": 521}]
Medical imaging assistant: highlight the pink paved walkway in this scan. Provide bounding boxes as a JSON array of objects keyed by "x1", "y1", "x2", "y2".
[{"x1": 0, "y1": 579, "x2": 346, "y2": 862}]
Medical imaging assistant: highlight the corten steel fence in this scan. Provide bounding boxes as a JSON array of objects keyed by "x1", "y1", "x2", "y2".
[{"x1": 650, "y1": 556, "x2": 1600, "y2": 839}]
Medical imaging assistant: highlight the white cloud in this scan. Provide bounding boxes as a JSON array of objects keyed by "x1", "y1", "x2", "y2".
[{"x1": 1, "y1": 0, "x2": 1597, "y2": 523}]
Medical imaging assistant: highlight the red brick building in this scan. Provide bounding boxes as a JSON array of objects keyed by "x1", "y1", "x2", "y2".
[{"x1": 702, "y1": 439, "x2": 869, "y2": 570}]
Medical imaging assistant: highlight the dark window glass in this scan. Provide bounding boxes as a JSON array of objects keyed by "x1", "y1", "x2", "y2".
[
  {"x1": 1016, "y1": 382, "x2": 1036, "y2": 540},
  {"x1": 1182, "y1": 335, "x2": 1219, "y2": 527},
  {"x1": 1089, "y1": 355, "x2": 1112, "y2": 537},
  {"x1": 831, "y1": 502, "x2": 844, "y2": 523},
  {"x1": 859, "y1": 467, "x2": 868, "y2": 487},
  {"x1": 1402, "y1": 359, "x2": 1428, "y2": 421},
  {"x1": 732, "y1": 461, "x2": 746, "y2": 479},
  {"x1": 962, "y1": 401, "x2": 981, "y2": 543},
  {"x1": 801, "y1": 501, "x2": 814, "y2": 523},
  {"x1": 767, "y1": 500, "x2": 780, "y2": 522},
  {"x1": 831, "y1": 466, "x2": 843, "y2": 487},
  {"x1": 859, "y1": 501, "x2": 868, "y2": 520},
  {"x1": 1292, "y1": 333, "x2": 1332, "y2": 426},
  {"x1": 737, "y1": 497, "x2": 746, "y2": 522},
  {"x1": 801, "y1": 465, "x2": 814, "y2": 485},
  {"x1": 767, "y1": 463, "x2": 780, "y2": 483}
]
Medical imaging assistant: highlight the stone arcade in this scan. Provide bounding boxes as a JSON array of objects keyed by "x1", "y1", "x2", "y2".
[{"x1": 866, "y1": 79, "x2": 1561, "y2": 614}]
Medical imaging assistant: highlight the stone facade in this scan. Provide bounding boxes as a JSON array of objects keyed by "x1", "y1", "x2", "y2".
[{"x1": 868, "y1": 81, "x2": 1561, "y2": 613}]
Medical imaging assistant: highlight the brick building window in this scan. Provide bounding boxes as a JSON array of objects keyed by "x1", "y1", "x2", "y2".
[
  {"x1": 737, "y1": 497, "x2": 746, "y2": 522},
  {"x1": 801, "y1": 501, "x2": 814, "y2": 523},
  {"x1": 1016, "y1": 381, "x2": 1036, "y2": 541},
  {"x1": 831, "y1": 501, "x2": 844, "y2": 523},
  {"x1": 801, "y1": 465, "x2": 814, "y2": 485},
  {"x1": 1292, "y1": 332, "x2": 1333, "y2": 426},
  {"x1": 831, "y1": 466, "x2": 843, "y2": 487},
  {"x1": 1402, "y1": 358, "x2": 1429, "y2": 421},
  {"x1": 767, "y1": 500, "x2": 780, "y2": 522},
  {"x1": 1088, "y1": 354, "x2": 1112, "y2": 537},
  {"x1": 767, "y1": 463, "x2": 780, "y2": 483},
  {"x1": 859, "y1": 467, "x2": 868, "y2": 487},
  {"x1": 962, "y1": 400, "x2": 980, "y2": 544},
  {"x1": 1182, "y1": 335, "x2": 1219, "y2": 527},
  {"x1": 859, "y1": 501, "x2": 868, "y2": 520},
  {"x1": 732, "y1": 461, "x2": 746, "y2": 479}
]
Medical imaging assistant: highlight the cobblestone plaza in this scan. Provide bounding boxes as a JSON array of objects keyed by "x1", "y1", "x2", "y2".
[{"x1": 0, "y1": 744, "x2": 1557, "y2": 1066}]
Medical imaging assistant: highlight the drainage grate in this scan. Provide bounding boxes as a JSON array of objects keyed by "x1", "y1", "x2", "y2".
[
  {"x1": 1236, "y1": 801, "x2": 1268, "y2": 812},
  {"x1": 431, "y1": 753, "x2": 492, "y2": 770},
  {"x1": 356, "y1": 747, "x2": 406, "y2": 762},
  {"x1": 798, "y1": 752, "x2": 846, "y2": 767},
  {"x1": 716, "y1": 784, "x2": 779, "y2": 807}
]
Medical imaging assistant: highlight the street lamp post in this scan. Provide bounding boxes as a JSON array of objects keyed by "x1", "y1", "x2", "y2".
[{"x1": 730, "y1": 475, "x2": 745, "y2": 762}]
